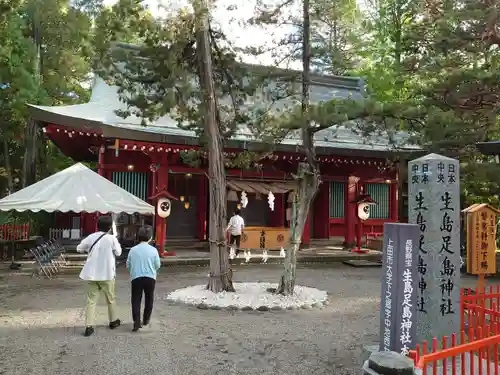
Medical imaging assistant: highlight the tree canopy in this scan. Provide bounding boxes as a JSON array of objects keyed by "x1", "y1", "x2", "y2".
[{"x1": 1, "y1": 0, "x2": 500, "y2": 206}]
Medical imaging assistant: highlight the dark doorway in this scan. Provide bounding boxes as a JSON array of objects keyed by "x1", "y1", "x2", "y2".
[{"x1": 166, "y1": 198, "x2": 198, "y2": 239}]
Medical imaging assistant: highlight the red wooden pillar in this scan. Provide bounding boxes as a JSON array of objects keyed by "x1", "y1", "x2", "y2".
[
  {"x1": 151, "y1": 168, "x2": 157, "y2": 199},
  {"x1": 154, "y1": 162, "x2": 169, "y2": 254},
  {"x1": 98, "y1": 145, "x2": 105, "y2": 176},
  {"x1": 270, "y1": 193, "x2": 285, "y2": 227},
  {"x1": 390, "y1": 182, "x2": 398, "y2": 222},
  {"x1": 196, "y1": 175, "x2": 207, "y2": 240},
  {"x1": 312, "y1": 181, "x2": 329, "y2": 238},
  {"x1": 344, "y1": 176, "x2": 358, "y2": 247},
  {"x1": 93, "y1": 145, "x2": 106, "y2": 231}
]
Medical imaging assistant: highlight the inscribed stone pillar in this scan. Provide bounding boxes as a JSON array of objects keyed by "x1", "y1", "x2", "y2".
[
  {"x1": 408, "y1": 153, "x2": 460, "y2": 343},
  {"x1": 379, "y1": 223, "x2": 419, "y2": 355}
]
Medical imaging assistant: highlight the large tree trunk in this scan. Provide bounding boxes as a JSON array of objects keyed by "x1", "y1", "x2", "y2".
[
  {"x1": 194, "y1": 0, "x2": 234, "y2": 293},
  {"x1": 23, "y1": 7, "x2": 42, "y2": 188},
  {"x1": 275, "y1": 163, "x2": 319, "y2": 295},
  {"x1": 2, "y1": 137, "x2": 14, "y2": 193},
  {"x1": 22, "y1": 119, "x2": 38, "y2": 188},
  {"x1": 38, "y1": 137, "x2": 48, "y2": 179},
  {"x1": 275, "y1": 0, "x2": 321, "y2": 296}
]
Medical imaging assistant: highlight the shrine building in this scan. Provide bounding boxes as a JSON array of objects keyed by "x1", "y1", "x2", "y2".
[{"x1": 28, "y1": 65, "x2": 420, "y2": 250}]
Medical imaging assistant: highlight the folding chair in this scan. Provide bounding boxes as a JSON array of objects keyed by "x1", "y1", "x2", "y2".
[
  {"x1": 53, "y1": 241, "x2": 68, "y2": 266},
  {"x1": 30, "y1": 245, "x2": 52, "y2": 279},
  {"x1": 42, "y1": 242, "x2": 60, "y2": 273}
]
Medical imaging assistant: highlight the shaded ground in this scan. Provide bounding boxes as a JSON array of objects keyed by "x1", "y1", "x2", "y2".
[{"x1": 0, "y1": 265, "x2": 494, "y2": 375}]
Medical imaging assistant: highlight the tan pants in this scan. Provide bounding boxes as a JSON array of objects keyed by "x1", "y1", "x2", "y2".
[{"x1": 84, "y1": 280, "x2": 117, "y2": 327}]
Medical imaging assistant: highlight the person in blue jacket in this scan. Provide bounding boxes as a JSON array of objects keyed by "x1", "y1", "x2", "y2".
[{"x1": 126, "y1": 226, "x2": 161, "y2": 332}]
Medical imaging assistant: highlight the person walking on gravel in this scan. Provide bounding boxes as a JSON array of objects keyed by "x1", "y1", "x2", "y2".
[
  {"x1": 126, "y1": 226, "x2": 161, "y2": 332},
  {"x1": 77, "y1": 215, "x2": 122, "y2": 337},
  {"x1": 226, "y1": 208, "x2": 245, "y2": 256}
]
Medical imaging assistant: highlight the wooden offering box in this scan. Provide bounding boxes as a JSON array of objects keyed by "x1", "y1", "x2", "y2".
[{"x1": 240, "y1": 226, "x2": 290, "y2": 250}]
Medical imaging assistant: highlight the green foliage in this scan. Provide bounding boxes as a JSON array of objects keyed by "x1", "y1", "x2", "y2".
[
  {"x1": 180, "y1": 149, "x2": 270, "y2": 170},
  {"x1": 309, "y1": 0, "x2": 363, "y2": 74},
  {"x1": 92, "y1": 0, "x2": 291, "y2": 167},
  {"x1": 250, "y1": 0, "x2": 363, "y2": 74},
  {"x1": 364, "y1": 0, "x2": 500, "y2": 154},
  {"x1": 0, "y1": 0, "x2": 97, "y2": 195},
  {"x1": 349, "y1": 0, "x2": 500, "y2": 207},
  {"x1": 461, "y1": 157, "x2": 500, "y2": 208}
]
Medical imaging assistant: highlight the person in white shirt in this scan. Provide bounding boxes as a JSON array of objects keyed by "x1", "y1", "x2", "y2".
[
  {"x1": 226, "y1": 208, "x2": 245, "y2": 256},
  {"x1": 77, "y1": 216, "x2": 122, "y2": 337}
]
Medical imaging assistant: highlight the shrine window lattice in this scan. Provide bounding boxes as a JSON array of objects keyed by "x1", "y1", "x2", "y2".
[
  {"x1": 365, "y1": 183, "x2": 390, "y2": 219},
  {"x1": 111, "y1": 172, "x2": 148, "y2": 201},
  {"x1": 329, "y1": 181, "x2": 345, "y2": 219}
]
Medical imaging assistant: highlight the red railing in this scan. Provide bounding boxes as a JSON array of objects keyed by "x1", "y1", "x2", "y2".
[
  {"x1": 0, "y1": 224, "x2": 30, "y2": 241},
  {"x1": 462, "y1": 287, "x2": 500, "y2": 335},
  {"x1": 412, "y1": 323, "x2": 500, "y2": 375}
]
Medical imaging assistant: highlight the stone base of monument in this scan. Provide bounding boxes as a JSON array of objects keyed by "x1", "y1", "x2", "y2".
[
  {"x1": 361, "y1": 343, "x2": 380, "y2": 364},
  {"x1": 343, "y1": 260, "x2": 382, "y2": 267},
  {"x1": 362, "y1": 351, "x2": 414, "y2": 375}
]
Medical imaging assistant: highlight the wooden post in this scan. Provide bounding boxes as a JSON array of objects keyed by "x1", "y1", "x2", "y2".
[
  {"x1": 345, "y1": 176, "x2": 357, "y2": 247},
  {"x1": 95, "y1": 145, "x2": 106, "y2": 231}
]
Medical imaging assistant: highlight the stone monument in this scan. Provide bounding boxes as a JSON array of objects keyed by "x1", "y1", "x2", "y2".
[
  {"x1": 408, "y1": 153, "x2": 460, "y2": 343},
  {"x1": 379, "y1": 223, "x2": 419, "y2": 355}
]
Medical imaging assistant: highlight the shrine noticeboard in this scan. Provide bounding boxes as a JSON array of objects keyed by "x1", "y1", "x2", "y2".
[
  {"x1": 240, "y1": 227, "x2": 290, "y2": 250},
  {"x1": 463, "y1": 204, "x2": 499, "y2": 275}
]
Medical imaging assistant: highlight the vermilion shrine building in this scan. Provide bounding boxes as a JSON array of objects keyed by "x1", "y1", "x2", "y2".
[{"x1": 29, "y1": 67, "x2": 419, "y2": 249}]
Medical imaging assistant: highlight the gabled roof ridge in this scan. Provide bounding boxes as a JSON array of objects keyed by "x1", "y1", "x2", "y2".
[{"x1": 111, "y1": 42, "x2": 365, "y2": 92}]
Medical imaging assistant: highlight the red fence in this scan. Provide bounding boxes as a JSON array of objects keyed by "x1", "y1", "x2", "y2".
[
  {"x1": 462, "y1": 287, "x2": 500, "y2": 334},
  {"x1": 0, "y1": 224, "x2": 30, "y2": 241},
  {"x1": 412, "y1": 324, "x2": 499, "y2": 375},
  {"x1": 408, "y1": 287, "x2": 500, "y2": 374}
]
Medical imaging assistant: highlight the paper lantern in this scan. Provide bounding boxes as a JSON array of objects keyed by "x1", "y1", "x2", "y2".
[
  {"x1": 184, "y1": 201, "x2": 190, "y2": 209},
  {"x1": 180, "y1": 195, "x2": 185, "y2": 202},
  {"x1": 227, "y1": 190, "x2": 239, "y2": 202},
  {"x1": 358, "y1": 203, "x2": 370, "y2": 221},
  {"x1": 157, "y1": 198, "x2": 172, "y2": 218}
]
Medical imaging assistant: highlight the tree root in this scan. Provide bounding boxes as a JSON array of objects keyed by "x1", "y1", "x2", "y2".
[
  {"x1": 206, "y1": 268, "x2": 235, "y2": 292},
  {"x1": 267, "y1": 275, "x2": 288, "y2": 295}
]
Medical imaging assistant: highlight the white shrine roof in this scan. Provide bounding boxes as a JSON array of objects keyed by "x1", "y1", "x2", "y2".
[{"x1": 28, "y1": 71, "x2": 421, "y2": 157}]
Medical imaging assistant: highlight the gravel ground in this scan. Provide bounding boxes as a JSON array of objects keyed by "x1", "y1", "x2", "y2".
[{"x1": 0, "y1": 264, "x2": 491, "y2": 375}]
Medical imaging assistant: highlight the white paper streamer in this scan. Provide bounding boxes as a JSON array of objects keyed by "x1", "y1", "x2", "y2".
[
  {"x1": 268, "y1": 191, "x2": 275, "y2": 211},
  {"x1": 241, "y1": 191, "x2": 248, "y2": 208}
]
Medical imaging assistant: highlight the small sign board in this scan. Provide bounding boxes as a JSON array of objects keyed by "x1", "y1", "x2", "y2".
[{"x1": 462, "y1": 203, "x2": 499, "y2": 275}]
